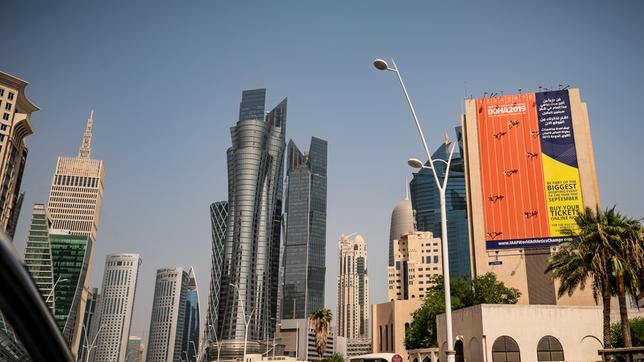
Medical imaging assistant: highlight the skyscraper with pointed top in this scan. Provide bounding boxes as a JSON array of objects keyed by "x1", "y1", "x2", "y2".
[{"x1": 46, "y1": 110, "x2": 105, "y2": 356}]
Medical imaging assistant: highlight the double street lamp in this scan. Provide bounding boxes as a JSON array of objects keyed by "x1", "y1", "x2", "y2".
[
  {"x1": 230, "y1": 283, "x2": 255, "y2": 362},
  {"x1": 373, "y1": 58, "x2": 457, "y2": 362}
]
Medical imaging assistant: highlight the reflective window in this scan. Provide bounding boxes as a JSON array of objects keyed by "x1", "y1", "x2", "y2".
[
  {"x1": 492, "y1": 336, "x2": 520, "y2": 362},
  {"x1": 537, "y1": 335, "x2": 564, "y2": 361}
]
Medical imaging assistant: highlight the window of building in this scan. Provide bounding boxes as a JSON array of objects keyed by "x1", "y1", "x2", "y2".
[
  {"x1": 537, "y1": 336, "x2": 564, "y2": 361},
  {"x1": 7, "y1": 92, "x2": 14, "y2": 100},
  {"x1": 2, "y1": 113, "x2": 8, "y2": 121},
  {"x1": 0, "y1": 89, "x2": 4, "y2": 96},
  {"x1": 0, "y1": 124, "x2": 7, "y2": 131},
  {"x1": 492, "y1": 336, "x2": 520, "y2": 362},
  {"x1": 5, "y1": 103, "x2": 11, "y2": 111}
]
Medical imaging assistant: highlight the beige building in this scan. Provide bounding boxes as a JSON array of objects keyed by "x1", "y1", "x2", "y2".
[
  {"x1": 0, "y1": 71, "x2": 38, "y2": 239},
  {"x1": 436, "y1": 304, "x2": 603, "y2": 362},
  {"x1": 462, "y1": 89, "x2": 599, "y2": 306},
  {"x1": 337, "y1": 234, "x2": 369, "y2": 340},
  {"x1": 388, "y1": 231, "x2": 442, "y2": 301},
  {"x1": 371, "y1": 299, "x2": 423, "y2": 361},
  {"x1": 47, "y1": 110, "x2": 105, "y2": 355},
  {"x1": 275, "y1": 319, "x2": 335, "y2": 361}
]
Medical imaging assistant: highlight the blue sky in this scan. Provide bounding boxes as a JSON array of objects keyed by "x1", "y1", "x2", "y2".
[{"x1": 5, "y1": 0, "x2": 643, "y2": 338}]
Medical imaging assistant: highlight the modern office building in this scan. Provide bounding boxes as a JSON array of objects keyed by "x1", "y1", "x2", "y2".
[
  {"x1": 205, "y1": 201, "x2": 227, "y2": 344},
  {"x1": 281, "y1": 137, "x2": 328, "y2": 320},
  {"x1": 0, "y1": 71, "x2": 38, "y2": 240},
  {"x1": 48, "y1": 229, "x2": 92, "y2": 346},
  {"x1": 146, "y1": 267, "x2": 189, "y2": 362},
  {"x1": 77, "y1": 287, "x2": 99, "y2": 362},
  {"x1": 409, "y1": 128, "x2": 471, "y2": 278},
  {"x1": 207, "y1": 88, "x2": 286, "y2": 358},
  {"x1": 336, "y1": 233, "x2": 369, "y2": 340},
  {"x1": 462, "y1": 89, "x2": 600, "y2": 305},
  {"x1": 23, "y1": 204, "x2": 55, "y2": 311},
  {"x1": 388, "y1": 231, "x2": 442, "y2": 301},
  {"x1": 90, "y1": 254, "x2": 142, "y2": 362},
  {"x1": 47, "y1": 110, "x2": 105, "y2": 353},
  {"x1": 388, "y1": 195, "x2": 415, "y2": 267},
  {"x1": 181, "y1": 267, "x2": 200, "y2": 362},
  {"x1": 127, "y1": 336, "x2": 145, "y2": 362}
]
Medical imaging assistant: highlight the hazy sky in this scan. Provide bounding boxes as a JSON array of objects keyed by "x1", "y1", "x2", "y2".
[{"x1": 5, "y1": 0, "x2": 644, "y2": 339}]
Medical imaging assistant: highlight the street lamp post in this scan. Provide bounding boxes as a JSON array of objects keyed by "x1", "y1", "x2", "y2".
[
  {"x1": 229, "y1": 283, "x2": 256, "y2": 362},
  {"x1": 373, "y1": 57, "x2": 457, "y2": 362},
  {"x1": 45, "y1": 276, "x2": 69, "y2": 304},
  {"x1": 190, "y1": 340, "x2": 199, "y2": 362},
  {"x1": 209, "y1": 324, "x2": 222, "y2": 362},
  {"x1": 82, "y1": 323, "x2": 105, "y2": 362}
]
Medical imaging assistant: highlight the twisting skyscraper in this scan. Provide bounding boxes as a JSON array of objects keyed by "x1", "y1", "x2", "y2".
[
  {"x1": 281, "y1": 137, "x2": 327, "y2": 320},
  {"x1": 206, "y1": 89, "x2": 286, "y2": 358}
]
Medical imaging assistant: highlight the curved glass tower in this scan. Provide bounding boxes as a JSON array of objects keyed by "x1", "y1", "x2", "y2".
[{"x1": 207, "y1": 89, "x2": 286, "y2": 358}]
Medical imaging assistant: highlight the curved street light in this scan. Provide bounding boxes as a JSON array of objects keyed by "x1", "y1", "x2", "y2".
[{"x1": 374, "y1": 57, "x2": 457, "y2": 362}]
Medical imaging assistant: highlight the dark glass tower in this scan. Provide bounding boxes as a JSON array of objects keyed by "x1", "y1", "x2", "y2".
[
  {"x1": 409, "y1": 127, "x2": 471, "y2": 278},
  {"x1": 208, "y1": 89, "x2": 286, "y2": 356},
  {"x1": 281, "y1": 137, "x2": 328, "y2": 320},
  {"x1": 181, "y1": 267, "x2": 200, "y2": 362}
]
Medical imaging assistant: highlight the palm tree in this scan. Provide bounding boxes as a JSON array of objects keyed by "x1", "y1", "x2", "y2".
[
  {"x1": 547, "y1": 207, "x2": 644, "y2": 350},
  {"x1": 309, "y1": 309, "x2": 333, "y2": 358}
]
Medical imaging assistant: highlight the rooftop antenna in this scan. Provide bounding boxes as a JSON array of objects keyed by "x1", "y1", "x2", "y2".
[{"x1": 405, "y1": 176, "x2": 410, "y2": 200}]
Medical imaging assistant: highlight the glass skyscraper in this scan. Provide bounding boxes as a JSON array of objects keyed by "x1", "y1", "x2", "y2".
[
  {"x1": 409, "y1": 127, "x2": 471, "y2": 278},
  {"x1": 281, "y1": 137, "x2": 327, "y2": 320},
  {"x1": 207, "y1": 89, "x2": 286, "y2": 358},
  {"x1": 181, "y1": 267, "x2": 200, "y2": 362},
  {"x1": 23, "y1": 204, "x2": 55, "y2": 312}
]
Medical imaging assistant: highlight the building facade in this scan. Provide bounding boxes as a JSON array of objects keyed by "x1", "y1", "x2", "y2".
[
  {"x1": 462, "y1": 89, "x2": 599, "y2": 305},
  {"x1": 47, "y1": 110, "x2": 105, "y2": 353},
  {"x1": 77, "y1": 287, "x2": 99, "y2": 362},
  {"x1": 205, "y1": 201, "x2": 227, "y2": 344},
  {"x1": 0, "y1": 71, "x2": 38, "y2": 240},
  {"x1": 336, "y1": 234, "x2": 369, "y2": 340},
  {"x1": 282, "y1": 137, "x2": 328, "y2": 320},
  {"x1": 371, "y1": 299, "x2": 423, "y2": 360},
  {"x1": 23, "y1": 204, "x2": 55, "y2": 311},
  {"x1": 388, "y1": 196, "x2": 415, "y2": 267},
  {"x1": 207, "y1": 89, "x2": 287, "y2": 357},
  {"x1": 90, "y1": 254, "x2": 142, "y2": 362},
  {"x1": 276, "y1": 319, "x2": 335, "y2": 361},
  {"x1": 181, "y1": 267, "x2": 200, "y2": 362},
  {"x1": 146, "y1": 267, "x2": 189, "y2": 362},
  {"x1": 127, "y1": 336, "x2": 145, "y2": 362},
  {"x1": 409, "y1": 128, "x2": 470, "y2": 278},
  {"x1": 388, "y1": 231, "x2": 442, "y2": 301}
]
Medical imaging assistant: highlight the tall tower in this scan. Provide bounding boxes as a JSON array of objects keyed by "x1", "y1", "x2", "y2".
[
  {"x1": 410, "y1": 127, "x2": 470, "y2": 278},
  {"x1": 90, "y1": 254, "x2": 142, "y2": 362},
  {"x1": 181, "y1": 267, "x2": 200, "y2": 362},
  {"x1": 47, "y1": 110, "x2": 105, "y2": 354},
  {"x1": 146, "y1": 267, "x2": 189, "y2": 362},
  {"x1": 336, "y1": 234, "x2": 369, "y2": 339},
  {"x1": 23, "y1": 204, "x2": 55, "y2": 311},
  {"x1": 388, "y1": 194, "x2": 415, "y2": 267},
  {"x1": 0, "y1": 71, "x2": 38, "y2": 240},
  {"x1": 208, "y1": 88, "x2": 286, "y2": 358},
  {"x1": 281, "y1": 137, "x2": 328, "y2": 320}
]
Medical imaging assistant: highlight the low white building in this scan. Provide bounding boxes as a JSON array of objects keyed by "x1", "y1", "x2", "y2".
[{"x1": 437, "y1": 304, "x2": 603, "y2": 362}]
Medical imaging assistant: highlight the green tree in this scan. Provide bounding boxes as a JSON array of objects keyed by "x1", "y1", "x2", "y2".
[
  {"x1": 324, "y1": 353, "x2": 345, "y2": 362},
  {"x1": 547, "y1": 207, "x2": 644, "y2": 349},
  {"x1": 309, "y1": 309, "x2": 333, "y2": 358},
  {"x1": 610, "y1": 317, "x2": 644, "y2": 362},
  {"x1": 404, "y1": 273, "x2": 520, "y2": 349}
]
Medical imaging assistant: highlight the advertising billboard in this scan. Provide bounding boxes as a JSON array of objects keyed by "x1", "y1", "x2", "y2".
[{"x1": 475, "y1": 90, "x2": 584, "y2": 249}]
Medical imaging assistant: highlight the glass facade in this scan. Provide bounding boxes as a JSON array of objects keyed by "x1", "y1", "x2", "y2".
[
  {"x1": 77, "y1": 287, "x2": 98, "y2": 362},
  {"x1": 23, "y1": 204, "x2": 55, "y2": 312},
  {"x1": 49, "y1": 232, "x2": 92, "y2": 345},
  {"x1": 206, "y1": 201, "x2": 227, "y2": 341},
  {"x1": 210, "y1": 88, "x2": 286, "y2": 347},
  {"x1": 409, "y1": 127, "x2": 471, "y2": 278},
  {"x1": 282, "y1": 137, "x2": 327, "y2": 319},
  {"x1": 181, "y1": 267, "x2": 200, "y2": 362}
]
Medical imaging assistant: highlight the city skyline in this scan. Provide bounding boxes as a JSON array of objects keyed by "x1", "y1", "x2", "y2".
[{"x1": 4, "y1": 0, "x2": 644, "y2": 340}]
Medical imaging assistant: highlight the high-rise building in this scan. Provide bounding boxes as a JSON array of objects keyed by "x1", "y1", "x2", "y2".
[
  {"x1": 23, "y1": 204, "x2": 55, "y2": 311},
  {"x1": 181, "y1": 267, "x2": 200, "y2": 362},
  {"x1": 47, "y1": 110, "x2": 105, "y2": 353},
  {"x1": 49, "y1": 230, "x2": 93, "y2": 345},
  {"x1": 90, "y1": 254, "x2": 142, "y2": 362},
  {"x1": 281, "y1": 137, "x2": 328, "y2": 320},
  {"x1": 207, "y1": 88, "x2": 286, "y2": 358},
  {"x1": 462, "y1": 89, "x2": 600, "y2": 305},
  {"x1": 388, "y1": 231, "x2": 442, "y2": 301},
  {"x1": 0, "y1": 71, "x2": 38, "y2": 240},
  {"x1": 388, "y1": 195, "x2": 415, "y2": 267},
  {"x1": 205, "y1": 201, "x2": 227, "y2": 343},
  {"x1": 146, "y1": 267, "x2": 189, "y2": 362},
  {"x1": 127, "y1": 336, "x2": 145, "y2": 362},
  {"x1": 336, "y1": 234, "x2": 369, "y2": 339},
  {"x1": 77, "y1": 287, "x2": 99, "y2": 362},
  {"x1": 409, "y1": 128, "x2": 471, "y2": 278}
]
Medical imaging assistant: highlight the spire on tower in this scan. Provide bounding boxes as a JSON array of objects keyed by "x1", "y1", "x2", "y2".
[
  {"x1": 79, "y1": 109, "x2": 94, "y2": 158},
  {"x1": 405, "y1": 176, "x2": 410, "y2": 200}
]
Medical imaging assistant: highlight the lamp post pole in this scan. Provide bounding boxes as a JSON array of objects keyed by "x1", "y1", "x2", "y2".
[
  {"x1": 373, "y1": 58, "x2": 457, "y2": 362},
  {"x1": 83, "y1": 323, "x2": 105, "y2": 362},
  {"x1": 209, "y1": 324, "x2": 222, "y2": 362},
  {"x1": 45, "y1": 276, "x2": 69, "y2": 304}
]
